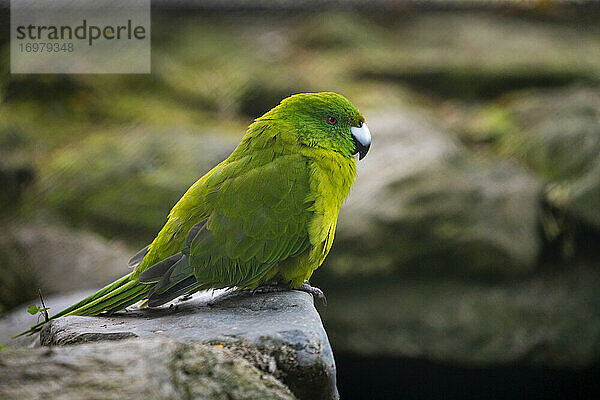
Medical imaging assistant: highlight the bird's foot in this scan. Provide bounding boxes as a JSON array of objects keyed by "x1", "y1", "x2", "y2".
[
  {"x1": 297, "y1": 282, "x2": 327, "y2": 306},
  {"x1": 251, "y1": 282, "x2": 327, "y2": 306}
]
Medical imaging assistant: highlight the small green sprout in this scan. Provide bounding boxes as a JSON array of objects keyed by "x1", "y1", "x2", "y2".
[
  {"x1": 27, "y1": 289, "x2": 50, "y2": 322},
  {"x1": 27, "y1": 304, "x2": 49, "y2": 316}
]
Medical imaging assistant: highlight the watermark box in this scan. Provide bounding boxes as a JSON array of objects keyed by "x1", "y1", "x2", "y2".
[{"x1": 11, "y1": 0, "x2": 150, "y2": 73}]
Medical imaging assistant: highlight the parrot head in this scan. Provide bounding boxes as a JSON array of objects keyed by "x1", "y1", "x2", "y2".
[{"x1": 261, "y1": 92, "x2": 371, "y2": 160}]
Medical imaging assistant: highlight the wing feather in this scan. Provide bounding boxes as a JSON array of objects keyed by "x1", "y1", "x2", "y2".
[{"x1": 147, "y1": 150, "x2": 314, "y2": 304}]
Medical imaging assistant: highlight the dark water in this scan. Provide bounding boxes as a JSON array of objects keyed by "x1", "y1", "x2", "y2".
[{"x1": 336, "y1": 355, "x2": 600, "y2": 399}]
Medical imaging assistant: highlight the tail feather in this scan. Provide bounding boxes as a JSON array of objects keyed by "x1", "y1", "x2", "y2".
[
  {"x1": 105, "y1": 291, "x2": 149, "y2": 314},
  {"x1": 67, "y1": 281, "x2": 144, "y2": 316},
  {"x1": 138, "y1": 252, "x2": 184, "y2": 283},
  {"x1": 15, "y1": 248, "x2": 203, "y2": 338},
  {"x1": 147, "y1": 277, "x2": 201, "y2": 307},
  {"x1": 77, "y1": 284, "x2": 150, "y2": 316},
  {"x1": 14, "y1": 273, "x2": 149, "y2": 337}
]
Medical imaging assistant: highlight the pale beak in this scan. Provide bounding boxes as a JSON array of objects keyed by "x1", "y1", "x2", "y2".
[{"x1": 350, "y1": 122, "x2": 371, "y2": 160}]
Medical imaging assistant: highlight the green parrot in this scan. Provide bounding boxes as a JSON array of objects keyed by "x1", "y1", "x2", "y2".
[{"x1": 18, "y1": 92, "x2": 371, "y2": 336}]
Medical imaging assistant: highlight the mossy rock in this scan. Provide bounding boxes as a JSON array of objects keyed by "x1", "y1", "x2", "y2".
[
  {"x1": 0, "y1": 339, "x2": 296, "y2": 400},
  {"x1": 351, "y1": 13, "x2": 600, "y2": 100},
  {"x1": 38, "y1": 129, "x2": 238, "y2": 242},
  {"x1": 489, "y1": 86, "x2": 600, "y2": 229},
  {"x1": 316, "y1": 265, "x2": 600, "y2": 368},
  {"x1": 327, "y1": 109, "x2": 542, "y2": 279}
]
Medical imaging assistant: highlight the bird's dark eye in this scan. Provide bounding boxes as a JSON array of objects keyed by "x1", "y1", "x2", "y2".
[
  {"x1": 327, "y1": 116, "x2": 338, "y2": 125},
  {"x1": 358, "y1": 120, "x2": 363, "y2": 128}
]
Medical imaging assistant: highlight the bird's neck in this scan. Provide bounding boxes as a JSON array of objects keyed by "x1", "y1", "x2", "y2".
[
  {"x1": 303, "y1": 146, "x2": 357, "y2": 209},
  {"x1": 300, "y1": 146, "x2": 356, "y2": 253}
]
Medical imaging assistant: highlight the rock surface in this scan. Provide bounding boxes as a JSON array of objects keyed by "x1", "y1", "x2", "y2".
[
  {"x1": 0, "y1": 223, "x2": 131, "y2": 311},
  {"x1": 24, "y1": 290, "x2": 338, "y2": 400},
  {"x1": 0, "y1": 338, "x2": 296, "y2": 400},
  {"x1": 330, "y1": 109, "x2": 542, "y2": 277}
]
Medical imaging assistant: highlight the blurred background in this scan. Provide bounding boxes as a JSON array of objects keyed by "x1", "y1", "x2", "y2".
[{"x1": 1, "y1": 0, "x2": 599, "y2": 398}]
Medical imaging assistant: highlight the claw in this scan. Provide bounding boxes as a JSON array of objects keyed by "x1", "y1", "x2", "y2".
[
  {"x1": 298, "y1": 282, "x2": 327, "y2": 306},
  {"x1": 250, "y1": 282, "x2": 327, "y2": 306}
]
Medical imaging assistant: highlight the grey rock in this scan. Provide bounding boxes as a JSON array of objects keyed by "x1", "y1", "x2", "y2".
[
  {"x1": 37, "y1": 290, "x2": 338, "y2": 400},
  {"x1": 0, "y1": 338, "x2": 296, "y2": 400},
  {"x1": 331, "y1": 109, "x2": 542, "y2": 277},
  {"x1": 13, "y1": 224, "x2": 132, "y2": 293},
  {"x1": 0, "y1": 223, "x2": 132, "y2": 311}
]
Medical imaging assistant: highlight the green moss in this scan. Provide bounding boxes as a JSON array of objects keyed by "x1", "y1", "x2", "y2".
[
  {"x1": 292, "y1": 12, "x2": 386, "y2": 50},
  {"x1": 169, "y1": 343, "x2": 296, "y2": 400},
  {"x1": 492, "y1": 87, "x2": 600, "y2": 181},
  {"x1": 37, "y1": 130, "x2": 236, "y2": 243}
]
